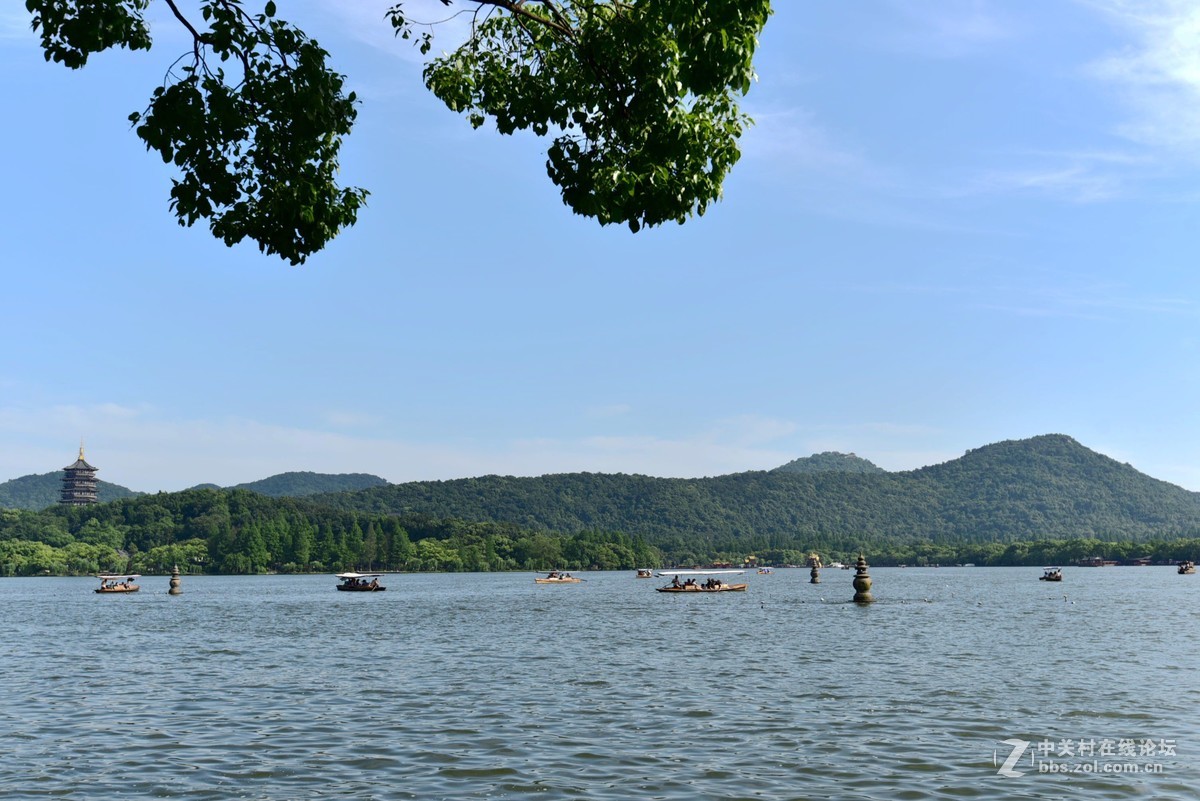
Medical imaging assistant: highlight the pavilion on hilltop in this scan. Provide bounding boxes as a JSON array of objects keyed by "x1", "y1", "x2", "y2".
[{"x1": 61, "y1": 445, "x2": 99, "y2": 506}]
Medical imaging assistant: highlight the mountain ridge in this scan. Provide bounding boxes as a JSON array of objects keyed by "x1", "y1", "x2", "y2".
[
  {"x1": 310, "y1": 434, "x2": 1200, "y2": 546},
  {"x1": 0, "y1": 470, "x2": 389, "y2": 510}
]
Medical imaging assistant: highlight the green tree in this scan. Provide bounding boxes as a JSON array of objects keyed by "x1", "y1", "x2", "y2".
[
  {"x1": 25, "y1": 0, "x2": 772, "y2": 261},
  {"x1": 402, "y1": 0, "x2": 772, "y2": 233}
]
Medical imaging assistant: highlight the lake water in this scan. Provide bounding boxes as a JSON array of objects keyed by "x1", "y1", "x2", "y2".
[{"x1": 1, "y1": 567, "x2": 1195, "y2": 800}]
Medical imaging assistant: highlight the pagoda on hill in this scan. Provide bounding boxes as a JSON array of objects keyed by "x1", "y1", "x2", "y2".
[{"x1": 61, "y1": 445, "x2": 99, "y2": 506}]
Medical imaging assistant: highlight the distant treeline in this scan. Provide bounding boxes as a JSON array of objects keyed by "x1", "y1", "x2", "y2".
[
  {"x1": 1, "y1": 488, "x2": 1198, "y2": 577},
  {"x1": 0, "y1": 489, "x2": 659, "y2": 577}
]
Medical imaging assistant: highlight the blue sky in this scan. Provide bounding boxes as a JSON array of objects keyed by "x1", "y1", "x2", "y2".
[{"x1": 2, "y1": 1, "x2": 1200, "y2": 492}]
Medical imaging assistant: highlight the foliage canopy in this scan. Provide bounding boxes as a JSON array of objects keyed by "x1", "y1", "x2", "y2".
[{"x1": 24, "y1": 0, "x2": 773, "y2": 261}]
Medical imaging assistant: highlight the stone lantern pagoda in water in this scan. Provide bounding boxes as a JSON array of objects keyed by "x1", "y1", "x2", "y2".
[{"x1": 60, "y1": 445, "x2": 99, "y2": 506}]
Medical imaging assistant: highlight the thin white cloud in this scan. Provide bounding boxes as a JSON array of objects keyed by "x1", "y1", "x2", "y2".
[
  {"x1": 584, "y1": 403, "x2": 633, "y2": 419},
  {"x1": 946, "y1": 145, "x2": 1166, "y2": 204},
  {"x1": 972, "y1": 163, "x2": 1125, "y2": 202},
  {"x1": 1084, "y1": 0, "x2": 1200, "y2": 154},
  {"x1": 299, "y1": 0, "x2": 474, "y2": 62},
  {"x1": 323, "y1": 409, "x2": 383, "y2": 428},
  {"x1": 0, "y1": 404, "x2": 799, "y2": 489},
  {"x1": 0, "y1": 9, "x2": 28, "y2": 40},
  {"x1": 875, "y1": 0, "x2": 1015, "y2": 58},
  {"x1": 740, "y1": 107, "x2": 884, "y2": 185},
  {"x1": 864, "y1": 275, "x2": 1197, "y2": 321}
]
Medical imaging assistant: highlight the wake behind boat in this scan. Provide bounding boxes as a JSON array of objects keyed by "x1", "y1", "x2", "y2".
[{"x1": 336, "y1": 572, "x2": 386, "y2": 591}]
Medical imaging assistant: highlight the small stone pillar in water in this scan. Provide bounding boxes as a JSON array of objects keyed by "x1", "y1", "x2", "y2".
[
  {"x1": 808, "y1": 552, "x2": 822, "y2": 584},
  {"x1": 168, "y1": 564, "x2": 182, "y2": 595},
  {"x1": 852, "y1": 553, "x2": 873, "y2": 604}
]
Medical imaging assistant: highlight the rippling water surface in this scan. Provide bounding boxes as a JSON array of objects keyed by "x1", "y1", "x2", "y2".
[{"x1": 1, "y1": 567, "x2": 1195, "y2": 799}]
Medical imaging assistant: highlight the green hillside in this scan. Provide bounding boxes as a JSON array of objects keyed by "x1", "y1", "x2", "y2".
[
  {"x1": 0, "y1": 470, "x2": 390, "y2": 510},
  {"x1": 230, "y1": 471, "x2": 389, "y2": 497},
  {"x1": 772, "y1": 451, "x2": 886, "y2": 474},
  {"x1": 313, "y1": 435, "x2": 1200, "y2": 549},
  {"x1": 0, "y1": 472, "x2": 142, "y2": 510}
]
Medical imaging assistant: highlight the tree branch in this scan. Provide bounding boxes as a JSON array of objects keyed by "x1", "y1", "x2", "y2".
[{"x1": 163, "y1": 0, "x2": 203, "y2": 61}]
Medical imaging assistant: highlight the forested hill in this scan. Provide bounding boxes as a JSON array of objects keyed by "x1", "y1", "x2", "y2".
[
  {"x1": 0, "y1": 470, "x2": 390, "y2": 510},
  {"x1": 230, "y1": 472, "x2": 388, "y2": 497},
  {"x1": 313, "y1": 435, "x2": 1200, "y2": 549},
  {"x1": 0, "y1": 472, "x2": 141, "y2": 510},
  {"x1": 772, "y1": 452, "x2": 886, "y2": 474}
]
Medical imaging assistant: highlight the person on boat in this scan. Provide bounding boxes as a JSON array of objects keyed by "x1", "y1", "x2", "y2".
[
  {"x1": 369, "y1": 577, "x2": 379, "y2": 589},
  {"x1": 671, "y1": 575, "x2": 681, "y2": 588}
]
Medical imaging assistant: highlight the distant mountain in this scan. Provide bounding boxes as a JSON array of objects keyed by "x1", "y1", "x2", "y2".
[
  {"x1": 773, "y1": 451, "x2": 886, "y2": 474},
  {"x1": 230, "y1": 471, "x2": 389, "y2": 498},
  {"x1": 312, "y1": 434, "x2": 1200, "y2": 548},
  {"x1": 0, "y1": 472, "x2": 142, "y2": 511}
]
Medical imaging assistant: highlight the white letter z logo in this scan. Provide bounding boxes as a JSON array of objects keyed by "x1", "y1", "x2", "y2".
[{"x1": 995, "y1": 738, "x2": 1029, "y2": 777}]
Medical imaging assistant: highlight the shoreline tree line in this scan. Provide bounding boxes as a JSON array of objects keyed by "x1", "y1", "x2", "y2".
[{"x1": 2, "y1": 488, "x2": 1198, "y2": 577}]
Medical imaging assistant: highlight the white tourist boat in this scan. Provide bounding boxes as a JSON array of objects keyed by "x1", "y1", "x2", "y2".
[{"x1": 95, "y1": 574, "x2": 140, "y2": 594}]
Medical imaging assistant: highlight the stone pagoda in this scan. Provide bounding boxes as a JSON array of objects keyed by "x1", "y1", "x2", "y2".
[{"x1": 60, "y1": 445, "x2": 99, "y2": 506}]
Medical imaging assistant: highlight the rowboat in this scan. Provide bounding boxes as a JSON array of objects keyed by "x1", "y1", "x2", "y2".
[
  {"x1": 1179, "y1": 561, "x2": 1196, "y2": 575},
  {"x1": 636, "y1": 569, "x2": 654, "y2": 578},
  {"x1": 336, "y1": 572, "x2": 386, "y2": 591},
  {"x1": 534, "y1": 571, "x2": 582, "y2": 584},
  {"x1": 95, "y1": 574, "x2": 140, "y2": 593}
]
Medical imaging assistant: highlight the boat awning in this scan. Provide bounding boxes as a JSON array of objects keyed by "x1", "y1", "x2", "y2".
[
  {"x1": 656, "y1": 569, "x2": 745, "y2": 577},
  {"x1": 97, "y1": 574, "x2": 141, "y2": 579},
  {"x1": 336, "y1": 572, "x2": 382, "y2": 579}
]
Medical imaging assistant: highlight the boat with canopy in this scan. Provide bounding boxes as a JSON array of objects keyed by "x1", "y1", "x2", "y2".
[
  {"x1": 95, "y1": 574, "x2": 140, "y2": 594},
  {"x1": 335, "y1": 572, "x2": 386, "y2": 591},
  {"x1": 655, "y1": 569, "x2": 748, "y2": 593}
]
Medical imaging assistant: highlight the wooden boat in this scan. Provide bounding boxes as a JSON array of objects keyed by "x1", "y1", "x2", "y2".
[
  {"x1": 1039, "y1": 567, "x2": 1063, "y2": 582},
  {"x1": 757, "y1": 567, "x2": 774, "y2": 574},
  {"x1": 335, "y1": 572, "x2": 386, "y2": 591},
  {"x1": 1178, "y1": 561, "x2": 1196, "y2": 575},
  {"x1": 636, "y1": 569, "x2": 654, "y2": 578},
  {"x1": 656, "y1": 569, "x2": 748, "y2": 593},
  {"x1": 656, "y1": 582, "x2": 748, "y2": 593},
  {"x1": 95, "y1": 574, "x2": 140, "y2": 593},
  {"x1": 534, "y1": 571, "x2": 582, "y2": 584}
]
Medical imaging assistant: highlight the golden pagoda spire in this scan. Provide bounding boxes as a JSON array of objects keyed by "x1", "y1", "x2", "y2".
[{"x1": 79, "y1": 439, "x2": 85, "y2": 461}]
